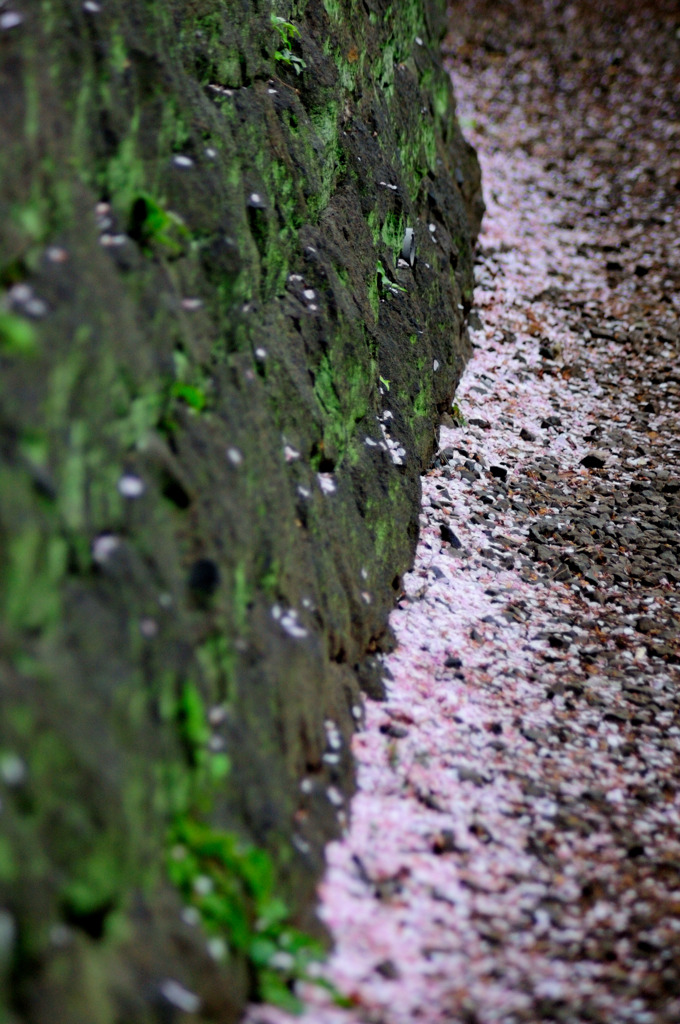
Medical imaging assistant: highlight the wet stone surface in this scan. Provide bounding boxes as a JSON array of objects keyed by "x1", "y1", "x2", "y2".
[{"x1": 247, "y1": 1, "x2": 680, "y2": 1022}]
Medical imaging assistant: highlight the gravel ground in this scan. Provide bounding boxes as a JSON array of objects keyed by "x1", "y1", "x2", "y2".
[{"x1": 247, "y1": 3, "x2": 680, "y2": 1022}]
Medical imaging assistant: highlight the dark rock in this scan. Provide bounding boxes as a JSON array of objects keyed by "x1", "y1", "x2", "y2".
[
  {"x1": 431, "y1": 829, "x2": 459, "y2": 854},
  {"x1": 441, "y1": 523, "x2": 463, "y2": 548},
  {"x1": 580, "y1": 452, "x2": 607, "y2": 469},
  {"x1": 490, "y1": 464, "x2": 508, "y2": 481},
  {"x1": 375, "y1": 959, "x2": 401, "y2": 980},
  {"x1": 566, "y1": 553, "x2": 592, "y2": 575},
  {"x1": 379, "y1": 722, "x2": 409, "y2": 739},
  {"x1": 455, "y1": 765, "x2": 490, "y2": 785},
  {"x1": 356, "y1": 656, "x2": 389, "y2": 700}
]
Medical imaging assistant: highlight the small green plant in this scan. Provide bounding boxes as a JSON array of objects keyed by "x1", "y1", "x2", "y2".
[
  {"x1": 376, "y1": 259, "x2": 406, "y2": 296},
  {"x1": 272, "y1": 15, "x2": 307, "y2": 74},
  {"x1": 164, "y1": 680, "x2": 348, "y2": 1013},
  {"x1": 129, "y1": 193, "x2": 191, "y2": 258},
  {"x1": 170, "y1": 349, "x2": 209, "y2": 414},
  {"x1": 379, "y1": 375, "x2": 390, "y2": 391},
  {"x1": 451, "y1": 401, "x2": 467, "y2": 427},
  {"x1": 170, "y1": 382, "x2": 207, "y2": 412},
  {"x1": 167, "y1": 818, "x2": 327, "y2": 1013},
  {"x1": 0, "y1": 310, "x2": 38, "y2": 355}
]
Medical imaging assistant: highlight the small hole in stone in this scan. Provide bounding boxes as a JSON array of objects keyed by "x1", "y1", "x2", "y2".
[{"x1": 161, "y1": 474, "x2": 191, "y2": 510}]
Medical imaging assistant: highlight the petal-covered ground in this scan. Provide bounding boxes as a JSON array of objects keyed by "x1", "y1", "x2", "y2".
[{"x1": 247, "y1": 2, "x2": 680, "y2": 1022}]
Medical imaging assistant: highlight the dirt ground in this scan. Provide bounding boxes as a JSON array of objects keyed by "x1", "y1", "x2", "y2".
[{"x1": 247, "y1": 2, "x2": 680, "y2": 1022}]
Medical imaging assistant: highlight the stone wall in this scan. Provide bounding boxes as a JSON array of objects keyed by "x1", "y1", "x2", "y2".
[{"x1": 0, "y1": 1, "x2": 481, "y2": 1019}]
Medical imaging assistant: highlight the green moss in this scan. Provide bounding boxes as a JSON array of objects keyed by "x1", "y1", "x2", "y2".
[
  {"x1": 0, "y1": 836, "x2": 18, "y2": 884},
  {"x1": 322, "y1": 0, "x2": 343, "y2": 22},
  {"x1": 0, "y1": 311, "x2": 38, "y2": 356},
  {"x1": 233, "y1": 561, "x2": 252, "y2": 634},
  {"x1": 397, "y1": 115, "x2": 438, "y2": 196},
  {"x1": 109, "y1": 30, "x2": 129, "y2": 76},
  {"x1": 376, "y1": 40, "x2": 396, "y2": 96},
  {"x1": 365, "y1": 497, "x2": 391, "y2": 561},
  {"x1": 107, "y1": 387, "x2": 164, "y2": 449},
  {"x1": 3, "y1": 526, "x2": 67, "y2": 633},
  {"x1": 381, "y1": 210, "x2": 406, "y2": 264},
  {"x1": 314, "y1": 347, "x2": 370, "y2": 464},
  {"x1": 158, "y1": 97, "x2": 192, "y2": 156},
  {"x1": 11, "y1": 198, "x2": 48, "y2": 247},
  {"x1": 104, "y1": 111, "x2": 147, "y2": 216},
  {"x1": 432, "y1": 77, "x2": 451, "y2": 123},
  {"x1": 307, "y1": 102, "x2": 340, "y2": 219},
  {"x1": 22, "y1": 52, "x2": 40, "y2": 143},
  {"x1": 367, "y1": 272, "x2": 380, "y2": 320},
  {"x1": 9, "y1": 162, "x2": 73, "y2": 254},
  {"x1": 331, "y1": 42, "x2": 364, "y2": 92},
  {"x1": 129, "y1": 193, "x2": 192, "y2": 258},
  {"x1": 71, "y1": 66, "x2": 96, "y2": 172},
  {"x1": 366, "y1": 209, "x2": 380, "y2": 248},
  {"x1": 60, "y1": 846, "x2": 123, "y2": 920},
  {"x1": 59, "y1": 421, "x2": 88, "y2": 532},
  {"x1": 175, "y1": 680, "x2": 211, "y2": 759},
  {"x1": 186, "y1": 12, "x2": 242, "y2": 88},
  {"x1": 259, "y1": 559, "x2": 280, "y2": 597},
  {"x1": 411, "y1": 382, "x2": 429, "y2": 421},
  {"x1": 197, "y1": 637, "x2": 236, "y2": 709}
]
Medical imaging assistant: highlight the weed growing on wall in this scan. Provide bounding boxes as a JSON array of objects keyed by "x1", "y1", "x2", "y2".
[
  {"x1": 272, "y1": 15, "x2": 307, "y2": 74},
  {"x1": 164, "y1": 681, "x2": 348, "y2": 1013}
]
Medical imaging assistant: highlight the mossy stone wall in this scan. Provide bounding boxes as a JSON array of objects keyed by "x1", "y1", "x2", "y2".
[{"x1": 0, "y1": 1, "x2": 481, "y2": 1020}]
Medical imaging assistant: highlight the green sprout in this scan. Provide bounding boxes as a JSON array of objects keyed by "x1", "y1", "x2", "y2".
[
  {"x1": 164, "y1": 680, "x2": 350, "y2": 1013},
  {"x1": 271, "y1": 14, "x2": 299, "y2": 44},
  {"x1": 272, "y1": 14, "x2": 307, "y2": 74},
  {"x1": 379, "y1": 376, "x2": 390, "y2": 391},
  {"x1": 171, "y1": 348, "x2": 209, "y2": 414},
  {"x1": 376, "y1": 260, "x2": 406, "y2": 296},
  {"x1": 170, "y1": 382, "x2": 207, "y2": 412},
  {"x1": 0, "y1": 310, "x2": 38, "y2": 356},
  {"x1": 129, "y1": 193, "x2": 191, "y2": 258},
  {"x1": 451, "y1": 402, "x2": 467, "y2": 427},
  {"x1": 274, "y1": 48, "x2": 307, "y2": 74}
]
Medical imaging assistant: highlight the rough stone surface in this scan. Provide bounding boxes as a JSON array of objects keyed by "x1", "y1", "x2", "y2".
[{"x1": 0, "y1": 2, "x2": 480, "y2": 1020}]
